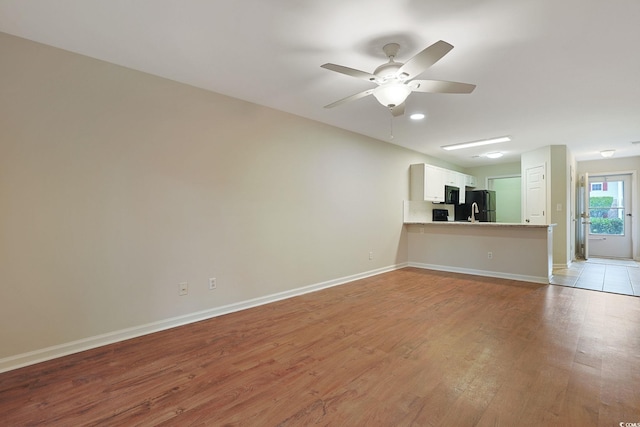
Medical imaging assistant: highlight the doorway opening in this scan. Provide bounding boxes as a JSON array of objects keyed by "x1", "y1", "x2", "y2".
[
  {"x1": 487, "y1": 175, "x2": 521, "y2": 223},
  {"x1": 578, "y1": 173, "x2": 633, "y2": 260}
]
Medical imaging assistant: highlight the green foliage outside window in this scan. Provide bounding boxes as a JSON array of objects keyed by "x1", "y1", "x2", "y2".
[
  {"x1": 589, "y1": 196, "x2": 613, "y2": 218},
  {"x1": 590, "y1": 217, "x2": 623, "y2": 235},
  {"x1": 589, "y1": 196, "x2": 623, "y2": 235}
]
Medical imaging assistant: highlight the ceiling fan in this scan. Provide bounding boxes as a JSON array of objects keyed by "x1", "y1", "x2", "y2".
[{"x1": 321, "y1": 40, "x2": 476, "y2": 117}]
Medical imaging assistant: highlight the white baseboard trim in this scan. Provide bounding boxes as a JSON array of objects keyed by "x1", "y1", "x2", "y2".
[
  {"x1": 0, "y1": 263, "x2": 408, "y2": 374},
  {"x1": 408, "y1": 262, "x2": 550, "y2": 285},
  {"x1": 553, "y1": 262, "x2": 571, "y2": 269}
]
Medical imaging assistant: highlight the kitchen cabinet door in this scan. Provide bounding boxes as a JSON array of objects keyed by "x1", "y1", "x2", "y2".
[
  {"x1": 444, "y1": 170, "x2": 459, "y2": 186},
  {"x1": 410, "y1": 164, "x2": 445, "y2": 202},
  {"x1": 450, "y1": 171, "x2": 466, "y2": 204},
  {"x1": 459, "y1": 174, "x2": 466, "y2": 204},
  {"x1": 425, "y1": 165, "x2": 446, "y2": 202},
  {"x1": 465, "y1": 174, "x2": 477, "y2": 188}
]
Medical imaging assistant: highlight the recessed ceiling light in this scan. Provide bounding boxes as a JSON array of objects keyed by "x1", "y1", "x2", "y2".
[
  {"x1": 409, "y1": 113, "x2": 425, "y2": 120},
  {"x1": 600, "y1": 149, "x2": 615, "y2": 158},
  {"x1": 486, "y1": 152, "x2": 503, "y2": 159},
  {"x1": 441, "y1": 136, "x2": 511, "y2": 151}
]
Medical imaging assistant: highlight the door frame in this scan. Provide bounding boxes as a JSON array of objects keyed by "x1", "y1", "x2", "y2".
[
  {"x1": 578, "y1": 173, "x2": 590, "y2": 260},
  {"x1": 487, "y1": 174, "x2": 522, "y2": 224},
  {"x1": 577, "y1": 169, "x2": 637, "y2": 261}
]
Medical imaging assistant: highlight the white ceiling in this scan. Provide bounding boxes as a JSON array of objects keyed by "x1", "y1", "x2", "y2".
[{"x1": 1, "y1": 0, "x2": 640, "y2": 167}]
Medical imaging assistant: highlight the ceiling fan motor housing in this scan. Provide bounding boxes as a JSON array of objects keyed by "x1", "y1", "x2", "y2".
[{"x1": 374, "y1": 62, "x2": 403, "y2": 81}]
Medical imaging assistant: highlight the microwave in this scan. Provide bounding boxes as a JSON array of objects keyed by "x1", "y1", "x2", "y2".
[
  {"x1": 443, "y1": 185, "x2": 460, "y2": 204},
  {"x1": 433, "y1": 209, "x2": 449, "y2": 221}
]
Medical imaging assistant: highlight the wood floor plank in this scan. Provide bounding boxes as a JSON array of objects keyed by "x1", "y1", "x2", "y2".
[{"x1": 1, "y1": 267, "x2": 640, "y2": 426}]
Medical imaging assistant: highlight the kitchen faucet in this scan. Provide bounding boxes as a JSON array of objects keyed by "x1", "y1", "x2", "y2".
[{"x1": 470, "y1": 202, "x2": 479, "y2": 222}]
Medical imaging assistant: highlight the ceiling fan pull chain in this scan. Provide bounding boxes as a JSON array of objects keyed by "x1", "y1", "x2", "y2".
[{"x1": 390, "y1": 116, "x2": 394, "y2": 139}]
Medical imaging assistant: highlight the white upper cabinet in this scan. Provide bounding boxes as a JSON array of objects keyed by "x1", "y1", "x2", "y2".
[
  {"x1": 410, "y1": 164, "x2": 477, "y2": 204},
  {"x1": 444, "y1": 170, "x2": 459, "y2": 186},
  {"x1": 465, "y1": 174, "x2": 477, "y2": 188},
  {"x1": 410, "y1": 164, "x2": 445, "y2": 202}
]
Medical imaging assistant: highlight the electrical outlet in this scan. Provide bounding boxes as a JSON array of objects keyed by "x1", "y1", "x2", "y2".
[
  {"x1": 179, "y1": 282, "x2": 188, "y2": 296},
  {"x1": 369, "y1": 251, "x2": 373, "y2": 260},
  {"x1": 208, "y1": 277, "x2": 216, "y2": 290},
  {"x1": 487, "y1": 252, "x2": 493, "y2": 259}
]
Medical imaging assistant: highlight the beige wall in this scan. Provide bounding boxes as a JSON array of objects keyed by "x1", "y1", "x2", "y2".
[
  {"x1": 549, "y1": 145, "x2": 572, "y2": 267},
  {"x1": 0, "y1": 33, "x2": 439, "y2": 363},
  {"x1": 465, "y1": 162, "x2": 521, "y2": 190},
  {"x1": 521, "y1": 146, "x2": 572, "y2": 267},
  {"x1": 406, "y1": 224, "x2": 553, "y2": 283}
]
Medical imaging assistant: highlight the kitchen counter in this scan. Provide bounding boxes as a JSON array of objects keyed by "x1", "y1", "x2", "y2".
[
  {"x1": 405, "y1": 222, "x2": 554, "y2": 283},
  {"x1": 404, "y1": 221, "x2": 553, "y2": 228}
]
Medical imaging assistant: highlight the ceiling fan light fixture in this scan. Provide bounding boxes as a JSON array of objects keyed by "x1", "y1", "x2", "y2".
[
  {"x1": 600, "y1": 149, "x2": 615, "y2": 158},
  {"x1": 373, "y1": 83, "x2": 411, "y2": 108},
  {"x1": 441, "y1": 136, "x2": 511, "y2": 151}
]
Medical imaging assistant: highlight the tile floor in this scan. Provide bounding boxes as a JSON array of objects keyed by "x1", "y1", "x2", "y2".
[{"x1": 551, "y1": 257, "x2": 640, "y2": 296}]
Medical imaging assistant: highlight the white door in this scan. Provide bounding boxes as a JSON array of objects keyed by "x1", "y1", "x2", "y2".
[
  {"x1": 588, "y1": 174, "x2": 633, "y2": 259},
  {"x1": 578, "y1": 173, "x2": 590, "y2": 259},
  {"x1": 524, "y1": 164, "x2": 546, "y2": 224}
]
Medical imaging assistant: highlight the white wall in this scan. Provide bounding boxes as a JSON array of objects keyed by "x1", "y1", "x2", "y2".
[{"x1": 0, "y1": 33, "x2": 439, "y2": 366}]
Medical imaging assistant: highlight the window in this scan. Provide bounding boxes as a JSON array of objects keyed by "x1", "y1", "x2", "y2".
[{"x1": 589, "y1": 180, "x2": 624, "y2": 235}]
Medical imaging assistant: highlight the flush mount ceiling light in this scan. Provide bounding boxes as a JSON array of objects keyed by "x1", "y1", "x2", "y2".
[
  {"x1": 485, "y1": 152, "x2": 503, "y2": 159},
  {"x1": 409, "y1": 113, "x2": 426, "y2": 120},
  {"x1": 600, "y1": 149, "x2": 615, "y2": 158},
  {"x1": 441, "y1": 136, "x2": 511, "y2": 151}
]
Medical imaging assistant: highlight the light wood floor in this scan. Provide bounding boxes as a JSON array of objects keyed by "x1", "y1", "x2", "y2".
[{"x1": 2, "y1": 267, "x2": 639, "y2": 426}]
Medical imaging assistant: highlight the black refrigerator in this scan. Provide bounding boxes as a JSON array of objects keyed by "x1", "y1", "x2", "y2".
[{"x1": 455, "y1": 190, "x2": 497, "y2": 222}]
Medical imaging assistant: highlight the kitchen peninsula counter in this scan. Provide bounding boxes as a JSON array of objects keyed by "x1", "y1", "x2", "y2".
[
  {"x1": 405, "y1": 221, "x2": 552, "y2": 228},
  {"x1": 405, "y1": 221, "x2": 555, "y2": 283}
]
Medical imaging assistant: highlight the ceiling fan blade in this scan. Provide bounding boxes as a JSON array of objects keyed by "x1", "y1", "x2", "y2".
[
  {"x1": 321, "y1": 63, "x2": 377, "y2": 82},
  {"x1": 324, "y1": 89, "x2": 375, "y2": 108},
  {"x1": 410, "y1": 80, "x2": 476, "y2": 94},
  {"x1": 390, "y1": 103, "x2": 405, "y2": 117},
  {"x1": 397, "y1": 40, "x2": 453, "y2": 79}
]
